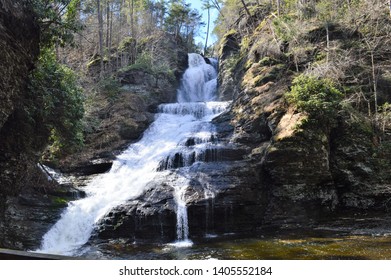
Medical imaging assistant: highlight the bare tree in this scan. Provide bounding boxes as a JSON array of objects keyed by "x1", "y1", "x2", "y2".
[
  {"x1": 129, "y1": 0, "x2": 135, "y2": 37},
  {"x1": 97, "y1": 0, "x2": 104, "y2": 77},
  {"x1": 240, "y1": 0, "x2": 251, "y2": 17},
  {"x1": 203, "y1": 0, "x2": 211, "y2": 55}
]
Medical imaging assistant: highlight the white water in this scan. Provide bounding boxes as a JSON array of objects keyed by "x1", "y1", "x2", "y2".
[
  {"x1": 172, "y1": 176, "x2": 193, "y2": 248},
  {"x1": 37, "y1": 53, "x2": 229, "y2": 255}
]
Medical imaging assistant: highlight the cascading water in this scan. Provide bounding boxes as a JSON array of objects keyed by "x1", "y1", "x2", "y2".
[
  {"x1": 173, "y1": 178, "x2": 192, "y2": 247},
  {"x1": 37, "y1": 53, "x2": 229, "y2": 256}
]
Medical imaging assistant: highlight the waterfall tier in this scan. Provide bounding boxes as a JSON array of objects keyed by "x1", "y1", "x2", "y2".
[{"x1": 177, "y1": 53, "x2": 218, "y2": 103}]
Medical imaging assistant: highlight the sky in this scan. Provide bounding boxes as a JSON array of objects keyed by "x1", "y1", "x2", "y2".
[{"x1": 189, "y1": 0, "x2": 219, "y2": 48}]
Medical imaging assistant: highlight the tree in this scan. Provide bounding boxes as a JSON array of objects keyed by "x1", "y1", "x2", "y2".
[
  {"x1": 286, "y1": 74, "x2": 343, "y2": 130},
  {"x1": 316, "y1": 0, "x2": 340, "y2": 63},
  {"x1": 165, "y1": 1, "x2": 202, "y2": 49},
  {"x1": 29, "y1": 48, "x2": 84, "y2": 157},
  {"x1": 355, "y1": 1, "x2": 391, "y2": 118},
  {"x1": 202, "y1": 0, "x2": 212, "y2": 55},
  {"x1": 240, "y1": 0, "x2": 251, "y2": 17},
  {"x1": 26, "y1": 0, "x2": 85, "y2": 158},
  {"x1": 31, "y1": 0, "x2": 83, "y2": 47},
  {"x1": 97, "y1": 0, "x2": 105, "y2": 76},
  {"x1": 165, "y1": 2, "x2": 190, "y2": 38},
  {"x1": 129, "y1": 0, "x2": 135, "y2": 37}
]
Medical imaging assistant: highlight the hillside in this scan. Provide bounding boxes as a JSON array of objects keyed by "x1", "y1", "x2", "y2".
[{"x1": 215, "y1": 0, "x2": 391, "y2": 226}]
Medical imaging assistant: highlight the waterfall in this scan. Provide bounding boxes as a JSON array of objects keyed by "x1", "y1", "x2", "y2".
[
  {"x1": 37, "y1": 53, "x2": 228, "y2": 256},
  {"x1": 177, "y1": 53, "x2": 217, "y2": 103},
  {"x1": 173, "y1": 178, "x2": 192, "y2": 247}
]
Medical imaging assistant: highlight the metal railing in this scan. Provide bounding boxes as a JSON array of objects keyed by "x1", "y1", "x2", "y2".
[{"x1": 0, "y1": 248, "x2": 78, "y2": 260}]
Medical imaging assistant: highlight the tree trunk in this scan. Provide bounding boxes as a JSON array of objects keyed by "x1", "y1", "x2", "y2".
[
  {"x1": 240, "y1": 0, "x2": 251, "y2": 17},
  {"x1": 371, "y1": 51, "x2": 378, "y2": 117},
  {"x1": 204, "y1": 6, "x2": 210, "y2": 55},
  {"x1": 109, "y1": 10, "x2": 113, "y2": 54},
  {"x1": 97, "y1": 0, "x2": 104, "y2": 77},
  {"x1": 210, "y1": 0, "x2": 224, "y2": 19},
  {"x1": 119, "y1": 0, "x2": 124, "y2": 68},
  {"x1": 106, "y1": 2, "x2": 111, "y2": 73},
  {"x1": 326, "y1": 22, "x2": 330, "y2": 63},
  {"x1": 106, "y1": 2, "x2": 110, "y2": 50},
  {"x1": 127, "y1": 0, "x2": 136, "y2": 65},
  {"x1": 277, "y1": 0, "x2": 281, "y2": 16},
  {"x1": 130, "y1": 0, "x2": 135, "y2": 37}
]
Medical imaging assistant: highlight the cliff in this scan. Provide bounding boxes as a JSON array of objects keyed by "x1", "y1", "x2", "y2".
[
  {"x1": 0, "y1": 1, "x2": 40, "y2": 197},
  {"x1": 216, "y1": 4, "x2": 391, "y2": 227}
]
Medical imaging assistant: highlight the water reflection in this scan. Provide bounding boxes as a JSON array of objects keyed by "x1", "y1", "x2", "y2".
[{"x1": 83, "y1": 231, "x2": 391, "y2": 260}]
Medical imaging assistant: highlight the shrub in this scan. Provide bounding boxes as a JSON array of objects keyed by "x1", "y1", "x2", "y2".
[
  {"x1": 28, "y1": 48, "x2": 84, "y2": 158},
  {"x1": 98, "y1": 77, "x2": 122, "y2": 99},
  {"x1": 286, "y1": 74, "x2": 344, "y2": 126},
  {"x1": 118, "y1": 36, "x2": 136, "y2": 53}
]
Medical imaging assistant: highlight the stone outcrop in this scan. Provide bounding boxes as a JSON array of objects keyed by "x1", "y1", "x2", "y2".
[
  {"x1": 0, "y1": 1, "x2": 40, "y2": 197},
  {"x1": 214, "y1": 10, "x2": 391, "y2": 229},
  {"x1": 2, "y1": 178, "x2": 84, "y2": 250},
  {"x1": 93, "y1": 159, "x2": 264, "y2": 243},
  {"x1": 0, "y1": 1, "x2": 39, "y2": 129}
]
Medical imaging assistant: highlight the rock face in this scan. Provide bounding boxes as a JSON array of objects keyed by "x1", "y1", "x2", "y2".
[
  {"x1": 0, "y1": 1, "x2": 39, "y2": 129},
  {"x1": 0, "y1": 1, "x2": 55, "y2": 249},
  {"x1": 1, "y1": 179, "x2": 84, "y2": 250},
  {"x1": 93, "y1": 159, "x2": 265, "y2": 243},
  {"x1": 214, "y1": 9, "x2": 391, "y2": 229},
  {"x1": 0, "y1": 1, "x2": 40, "y2": 197}
]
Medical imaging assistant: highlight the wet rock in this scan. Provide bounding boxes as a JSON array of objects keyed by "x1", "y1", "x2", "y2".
[
  {"x1": 93, "y1": 159, "x2": 266, "y2": 243},
  {"x1": 0, "y1": 169, "x2": 84, "y2": 250},
  {"x1": 62, "y1": 160, "x2": 113, "y2": 176},
  {"x1": 93, "y1": 183, "x2": 177, "y2": 243},
  {"x1": 0, "y1": 1, "x2": 40, "y2": 197}
]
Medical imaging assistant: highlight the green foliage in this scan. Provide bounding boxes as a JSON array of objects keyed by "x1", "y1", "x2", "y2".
[
  {"x1": 286, "y1": 75, "x2": 344, "y2": 125},
  {"x1": 240, "y1": 35, "x2": 252, "y2": 53},
  {"x1": 29, "y1": 48, "x2": 84, "y2": 158},
  {"x1": 97, "y1": 77, "x2": 122, "y2": 99},
  {"x1": 119, "y1": 51, "x2": 175, "y2": 81},
  {"x1": 30, "y1": 0, "x2": 83, "y2": 47},
  {"x1": 224, "y1": 53, "x2": 242, "y2": 75},
  {"x1": 118, "y1": 37, "x2": 136, "y2": 53},
  {"x1": 258, "y1": 56, "x2": 279, "y2": 66},
  {"x1": 272, "y1": 15, "x2": 297, "y2": 42},
  {"x1": 164, "y1": 1, "x2": 202, "y2": 47}
]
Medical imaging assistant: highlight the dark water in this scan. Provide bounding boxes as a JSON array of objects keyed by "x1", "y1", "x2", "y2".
[{"x1": 79, "y1": 230, "x2": 391, "y2": 260}]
